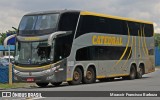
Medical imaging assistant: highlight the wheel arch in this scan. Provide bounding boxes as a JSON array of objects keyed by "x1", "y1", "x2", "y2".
[
  {"x1": 85, "y1": 64, "x2": 97, "y2": 78},
  {"x1": 73, "y1": 64, "x2": 84, "y2": 78},
  {"x1": 130, "y1": 63, "x2": 137, "y2": 72},
  {"x1": 138, "y1": 63, "x2": 145, "y2": 74}
]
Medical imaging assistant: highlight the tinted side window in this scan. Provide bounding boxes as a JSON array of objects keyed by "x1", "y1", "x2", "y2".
[
  {"x1": 54, "y1": 34, "x2": 74, "y2": 62},
  {"x1": 127, "y1": 22, "x2": 140, "y2": 36},
  {"x1": 126, "y1": 22, "x2": 153, "y2": 37},
  {"x1": 76, "y1": 15, "x2": 153, "y2": 38},
  {"x1": 58, "y1": 12, "x2": 79, "y2": 32},
  {"x1": 76, "y1": 16, "x2": 127, "y2": 38},
  {"x1": 76, "y1": 16, "x2": 95, "y2": 37},
  {"x1": 76, "y1": 46, "x2": 132, "y2": 61},
  {"x1": 94, "y1": 17, "x2": 110, "y2": 34},
  {"x1": 75, "y1": 47, "x2": 90, "y2": 61},
  {"x1": 144, "y1": 24, "x2": 153, "y2": 37},
  {"x1": 109, "y1": 19, "x2": 126, "y2": 35},
  {"x1": 98, "y1": 46, "x2": 131, "y2": 60},
  {"x1": 76, "y1": 46, "x2": 98, "y2": 61},
  {"x1": 54, "y1": 12, "x2": 79, "y2": 62}
]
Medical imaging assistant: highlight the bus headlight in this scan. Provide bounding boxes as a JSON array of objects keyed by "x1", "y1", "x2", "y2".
[{"x1": 13, "y1": 69, "x2": 19, "y2": 74}]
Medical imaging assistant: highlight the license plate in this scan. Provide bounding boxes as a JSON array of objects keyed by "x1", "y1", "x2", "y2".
[{"x1": 27, "y1": 78, "x2": 34, "y2": 82}]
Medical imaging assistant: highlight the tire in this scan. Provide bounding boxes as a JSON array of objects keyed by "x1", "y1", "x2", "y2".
[
  {"x1": 51, "y1": 82, "x2": 62, "y2": 86},
  {"x1": 128, "y1": 65, "x2": 136, "y2": 80},
  {"x1": 36, "y1": 82, "x2": 49, "y2": 87},
  {"x1": 68, "y1": 67, "x2": 82, "y2": 85},
  {"x1": 123, "y1": 65, "x2": 136, "y2": 80},
  {"x1": 83, "y1": 67, "x2": 96, "y2": 84},
  {"x1": 136, "y1": 66, "x2": 144, "y2": 79}
]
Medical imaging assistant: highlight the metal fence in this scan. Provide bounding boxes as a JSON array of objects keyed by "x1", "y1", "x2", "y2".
[
  {"x1": 0, "y1": 66, "x2": 14, "y2": 83},
  {"x1": 155, "y1": 47, "x2": 160, "y2": 66}
]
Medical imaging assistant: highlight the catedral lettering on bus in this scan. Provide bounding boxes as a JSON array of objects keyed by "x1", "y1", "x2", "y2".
[
  {"x1": 5, "y1": 10, "x2": 155, "y2": 87},
  {"x1": 92, "y1": 35, "x2": 123, "y2": 45}
]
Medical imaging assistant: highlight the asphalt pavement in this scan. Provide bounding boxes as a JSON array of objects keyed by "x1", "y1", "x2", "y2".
[{"x1": 1, "y1": 68, "x2": 160, "y2": 100}]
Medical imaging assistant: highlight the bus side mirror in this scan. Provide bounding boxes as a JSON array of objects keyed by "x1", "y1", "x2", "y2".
[
  {"x1": 48, "y1": 31, "x2": 72, "y2": 46},
  {"x1": 4, "y1": 34, "x2": 16, "y2": 48}
]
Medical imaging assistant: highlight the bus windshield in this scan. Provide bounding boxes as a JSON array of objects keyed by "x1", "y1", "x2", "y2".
[
  {"x1": 19, "y1": 14, "x2": 59, "y2": 35},
  {"x1": 15, "y1": 41, "x2": 52, "y2": 65}
]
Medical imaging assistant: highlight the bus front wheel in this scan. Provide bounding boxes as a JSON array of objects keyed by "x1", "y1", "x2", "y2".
[
  {"x1": 68, "y1": 67, "x2": 82, "y2": 85},
  {"x1": 36, "y1": 82, "x2": 49, "y2": 87}
]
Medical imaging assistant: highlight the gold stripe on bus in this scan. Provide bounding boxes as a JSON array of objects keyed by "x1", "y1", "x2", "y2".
[
  {"x1": 80, "y1": 11, "x2": 153, "y2": 24},
  {"x1": 142, "y1": 26, "x2": 149, "y2": 55},
  {"x1": 50, "y1": 60, "x2": 62, "y2": 66},
  {"x1": 66, "y1": 78, "x2": 72, "y2": 81},
  {"x1": 121, "y1": 36, "x2": 134, "y2": 69},
  {"x1": 97, "y1": 76, "x2": 106, "y2": 79},
  {"x1": 138, "y1": 30, "x2": 142, "y2": 59},
  {"x1": 141, "y1": 26, "x2": 147, "y2": 56},
  {"x1": 24, "y1": 37, "x2": 41, "y2": 41},
  {"x1": 14, "y1": 60, "x2": 62, "y2": 70},
  {"x1": 14, "y1": 64, "x2": 51, "y2": 70},
  {"x1": 115, "y1": 23, "x2": 130, "y2": 65},
  {"x1": 108, "y1": 74, "x2": 129, "y2": 77}
]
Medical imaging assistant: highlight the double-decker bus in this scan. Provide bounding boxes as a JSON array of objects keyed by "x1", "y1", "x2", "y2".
[{"x1": 10, "y1": 10, "x2": 154, "y2": 87}]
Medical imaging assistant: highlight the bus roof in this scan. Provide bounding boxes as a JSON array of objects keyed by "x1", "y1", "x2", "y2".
[
  {"x1": 24, "y1": 10, "x2": 153, "y2": 24},
  {"x1": 80, "y1": 11, "x2": 153, "y2": 24},
  {"x1": 25, "y1": 10, "x2": 80, "y2": 16}
]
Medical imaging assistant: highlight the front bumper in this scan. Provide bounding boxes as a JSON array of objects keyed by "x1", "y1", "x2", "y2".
[{"x1": 13, "y1": 68, "x2": 55, "y2": 82}]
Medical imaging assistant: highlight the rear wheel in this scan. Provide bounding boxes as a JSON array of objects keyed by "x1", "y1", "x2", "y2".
[
  {"x1": 83, "y1": 67, "x2": 96, "y2": 84},
  {"x1": 136, "y1": 66, "x2": 144, "y2": 79},
  {"x1": 51, "y1": 82, "x2": 62, "y2": 86},
  {"x1": 123, "y1": 65, "x2": 136, "y2": 80},
  {"x1": 36, "y1": 82, "x2": 49, "y2": 87},
  {"x1": 68, "y1": 67, "x2": 82, "y2": 85},
  {"x1": 128, "y1": 65, "x2": 136, "y2": 80}
]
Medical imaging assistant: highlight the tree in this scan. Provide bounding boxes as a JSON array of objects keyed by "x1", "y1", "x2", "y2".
[
  {"x1": 0, "y1": 33, "x2": 7, "y2": 45},
  {"x1": 0, "y1": 30, "x2": 16, "y2": 45},
  {"x1": 154, "y1": 33, "x2": 160, "y2": 48}
]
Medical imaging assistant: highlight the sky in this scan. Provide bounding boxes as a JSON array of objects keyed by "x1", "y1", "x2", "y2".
[{"x1": 0, "y1": 0, "x2": 160, "y2": 33}]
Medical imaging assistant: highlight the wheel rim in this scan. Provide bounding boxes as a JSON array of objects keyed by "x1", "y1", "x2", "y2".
[
  {"x1": 86, "y1": 71, "x2": 93, "y2": 80},
  {"x1": 73, "y1": 71, "x2": 80, "y2": 81}
]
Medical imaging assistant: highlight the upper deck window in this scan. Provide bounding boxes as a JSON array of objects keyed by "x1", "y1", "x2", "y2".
[{"x1": 19, "y1": 14, "x2": 59, "y2": 35}]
